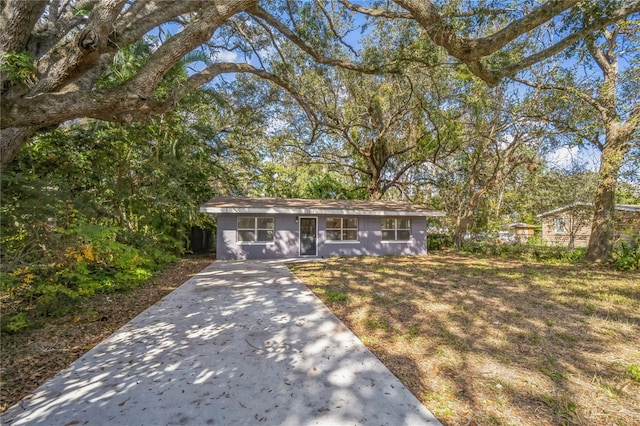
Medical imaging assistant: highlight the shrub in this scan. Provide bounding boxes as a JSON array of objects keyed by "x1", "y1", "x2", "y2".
[
  {"x1": 611, "y1": 238, "x2": 640, "y2": 271},
  {"x1": 1, "y1": 221, "x2": 177, "y2": 330},
  {"x1": 2, "y1": 312, "x2": 29, "y2": 334},
  {"x1": 461, "y1": 241, "x2": 585, "y2": 264},
  {"x1": 427, "y1": 234, "x2": 453, "y2": 251}
]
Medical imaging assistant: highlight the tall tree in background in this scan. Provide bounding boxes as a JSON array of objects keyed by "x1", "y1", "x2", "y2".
[
  {"x1": 306, "y1": 70, "x2": 452, "y2": 201},
  {"x1": 516, "y1": 19, "x2": 640, "y2": 261},
  {"x1": 432, "y1": 81, "x2": 541, "y2": 248}
]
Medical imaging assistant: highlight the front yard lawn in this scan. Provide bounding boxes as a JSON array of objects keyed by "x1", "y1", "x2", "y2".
[{"x1": 289, "y1": 253, "x2": 640, "y2": 426}]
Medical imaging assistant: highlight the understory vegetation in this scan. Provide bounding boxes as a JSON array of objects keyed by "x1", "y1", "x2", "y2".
[
  {"x1": 429, "y1": 235, "x2": 640, "y2": 271},
  {"x1": 290, "y1": 254, "x2": 640, "y2": 426},
  {"x1": 0, "y1": 90, "x2": 230, "y2": 333},
  {"x1": 1, "y1": 220, "x2": 176, "y2": 333},
  {"x1": 0, "y1": 256, "x2": 214, "y2": 412}
]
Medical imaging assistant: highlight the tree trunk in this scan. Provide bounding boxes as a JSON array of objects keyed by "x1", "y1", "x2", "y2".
[
  {"x1": 367, "y1": 166, "x2": 384, "y2": 200},
  {"x1": 586, "y1": 128, "x2": 629, "y2": 262},
  {"x1": 0, "y1": 126, "x2": 38, "y2": 172},
  {"x1": 454, "y1": 211, "x2": 473, "y2": 250},
  {"x1": 453, "y1": 188, "x2": 488, "y2": 249},
  {"x1": 369, "y1": 186, "x2": 384, "y2": 200}
]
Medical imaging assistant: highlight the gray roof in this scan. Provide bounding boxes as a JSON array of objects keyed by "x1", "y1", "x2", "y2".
[
  {"x1": 200, "y1": 196, "x2": 445, "y2": 217},
  {"x1": 508, "y1": 222, "x2": 536, "y2": 228},
  {"x1": 537, "y1": 202, "x2": 640, "y2": 218}
]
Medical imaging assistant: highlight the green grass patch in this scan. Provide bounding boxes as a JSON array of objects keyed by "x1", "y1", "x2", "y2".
[
  {"x1": 324, "y1": 288, "x2": 350, "y2": 303},
  {"x1": 626, "y1": 363, "x2": 640, "y2": 382},
  {"x1": 363, "y1": 313, "x2": 390, "y2": 332}
]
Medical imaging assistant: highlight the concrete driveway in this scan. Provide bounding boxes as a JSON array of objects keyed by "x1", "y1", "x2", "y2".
[{"x1": 2, "y1": 260, "x2": 441, "y2": 426}]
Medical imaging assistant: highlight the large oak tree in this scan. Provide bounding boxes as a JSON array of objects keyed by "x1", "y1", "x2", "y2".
[{"x1": 2, "y1": 0, "x2": 638, "y2": 171}]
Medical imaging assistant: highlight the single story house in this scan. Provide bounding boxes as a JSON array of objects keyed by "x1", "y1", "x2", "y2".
[
  {"x1": 200, "y1": 196, "x2": 445, "y2": 260},
  {"x1": 537, "y1": 202, "x2": 640, "y2": 248}
]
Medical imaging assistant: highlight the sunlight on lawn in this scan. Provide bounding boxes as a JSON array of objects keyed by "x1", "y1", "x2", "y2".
[{"x1": 290, "y1": 253, "x2": 640, "y2": 426}]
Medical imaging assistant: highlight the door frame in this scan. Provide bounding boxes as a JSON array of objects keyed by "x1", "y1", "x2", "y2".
[{"x1": 298, "y1": 216, "x2": 318, "y2": 257}]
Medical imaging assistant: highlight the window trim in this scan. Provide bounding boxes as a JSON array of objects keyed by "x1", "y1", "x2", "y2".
[
  {"x1": 553, "y1": 216, "x2": 565, "y2": 234},
  {"x1": 381, "y1": 218, "x2": 412, "y2": 242},
  {"x1": 237, "y1": 216, "x2": 275, "y2": 244},
  {"x1": 325, "y1": 217, "x2": 359, "y2": 242}
]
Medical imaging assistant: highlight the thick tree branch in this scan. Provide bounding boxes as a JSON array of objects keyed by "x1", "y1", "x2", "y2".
[
  {"x1": 32, "y1": 0, "x2": 128, "y2": 93},
  {"x1": 126, "y1": 1, "x2": 257, "y2": 98},
  {"x1": 248, "y1": 5, "x2": 380, "y2": 74},
  {"x1": 1, "y1": 61, "x2": 318, "y2": 128},
  {"x1": 181, "y1": 62, "x2": 318, "y2": 124},
  {"x1": 338, "y1": 0, "x2": 412, "y2": 19},
  {"x1": 392, "y1": 0, "x2": 639, "y2": 85},
  {"x1": 114, "y1": 1, "x2": 210, "y2": 48},
  {"x1": 0, "y1": 0, "x2": 48, "y2": 54},
  {"x1": 621, "y1": 101, "x2": 640, "y2": 138},
  {"x1": 470, "y1": 0, "x2": 579, "y2": 58},
  {"x1": 0, "y1": 0, "x2": 48, "y2": 88},
  {"x1": 500, "y1": 3, "x2": 639, "y2": 80}
]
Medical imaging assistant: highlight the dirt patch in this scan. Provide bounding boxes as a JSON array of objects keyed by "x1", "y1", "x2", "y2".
[
  {"x1": 0, "y1": 255, "x2": 214, "y2": 413},
  {"x1": 290, "y1": 252, "x2": 640, "y2": 426}
]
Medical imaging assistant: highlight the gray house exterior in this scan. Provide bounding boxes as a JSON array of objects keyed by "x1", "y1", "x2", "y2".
[{"x1": 200, "y1": 196, "x2": 445, "y2": 260}]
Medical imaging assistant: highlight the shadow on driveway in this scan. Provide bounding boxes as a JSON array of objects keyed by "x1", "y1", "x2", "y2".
[{"x1": 2, "y1": 260, "x2": 441, "y2": 425}]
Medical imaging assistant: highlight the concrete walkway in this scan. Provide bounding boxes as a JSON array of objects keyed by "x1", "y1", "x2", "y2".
[{"x1": 2, "y1": 260, "x2": 441, "y2": 426}]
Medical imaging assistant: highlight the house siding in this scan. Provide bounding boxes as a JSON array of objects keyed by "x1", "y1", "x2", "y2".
[
  {"x1": 540, "y1": 207, "x2": 640, "y2": 247},
  {"x1": 216, "y1": 213, "x2": 427, "y2": 260},
  {"x1": 616, "y1": 210, "x2": 640, "y2": 240},
  {"x1": 540, "y1": 214, "x2": 591, "y2": 247}
]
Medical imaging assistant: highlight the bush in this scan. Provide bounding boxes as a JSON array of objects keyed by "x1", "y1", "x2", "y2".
[
  {"x1": 611, "y1": 238, "x2": 640, "y2": 271},
  {"x1": 427, "y1": 234, "x2": 453, "y2": 251},
  {"x1": 461, "y1": 241, "x2": 586, "y2": 264},
  {"x1": 1, "y1": 221, "x2": 177, "y2": 331}
]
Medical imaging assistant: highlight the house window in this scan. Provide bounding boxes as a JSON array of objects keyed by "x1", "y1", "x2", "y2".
[
  {"x1": 326, "y1": 217, "x2": 358, "y2": 241},
  {"x1": 553, "y1": 216, "x2": 565, "y2": 234},
  {"x1": 237, "y1": 217, "x2": 274, "y2": 242},
  {"x1": 381, "y1": 218, "x2": 411, "y2": 241}
]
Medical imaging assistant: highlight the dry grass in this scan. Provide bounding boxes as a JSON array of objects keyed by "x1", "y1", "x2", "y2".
[{"x1": 290, "y1": 252, "x2": 640, "y2": 426}]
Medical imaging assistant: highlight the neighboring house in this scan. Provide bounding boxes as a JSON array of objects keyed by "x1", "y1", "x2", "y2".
[
  {"x1": 537, "y1": 203, "x2": 640, "y2": 248},
  {"x1": 200, "y1": 196, "x2": 445, "y2": 260},
  {"x1": 507, "y1": 222, "x2": 537, "y2": 243}
]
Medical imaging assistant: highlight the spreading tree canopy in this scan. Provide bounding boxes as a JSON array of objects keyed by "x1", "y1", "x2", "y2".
[{"x1": 2, "y1": 0, "x2": 639, "y2": 170}]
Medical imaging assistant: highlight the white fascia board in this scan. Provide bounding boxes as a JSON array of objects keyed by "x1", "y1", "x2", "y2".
[
  {"x1": 616, "y1": 205, "x2": 640, "y2": 212},
  {"x1": 199, "y1": 207, "x2": 446, "y2": 217}
]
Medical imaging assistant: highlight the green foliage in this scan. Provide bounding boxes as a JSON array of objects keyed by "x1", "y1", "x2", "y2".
[
  {"x1": 324, "y1": 288, "x2": 350, "y2": 303},
  {"x1": 625, "y1": 363, "x2": 640, "y2": 382},
  {"x1": 1, "y1": 80, "x2": 257, "y2": 332},
  {"x1": 1, "y1": 220, "x2": 176, "y2": 330},
  {"x1": 611, "y1": 238, "x2": 640, "y2": 271},
  {"x1": 462, "y1": 242, "x2": 586, "y2": 264},
  {"x1": 2, "y1": 313, "x2": 29, "y2": 334},
  {"x1": 253, "y1": 162, "x2": 365, "y2": 200},
  {"x1": 427, "y1": 235, "x2": 453, "y2": 251},
  {"x1": 0, "y1": 51, "x2": 36, "y2": 86}
]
